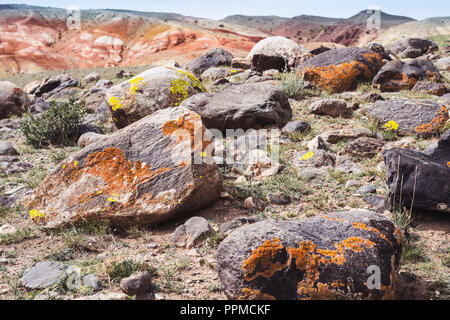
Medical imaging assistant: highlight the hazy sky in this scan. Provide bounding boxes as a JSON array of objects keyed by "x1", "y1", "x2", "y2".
[{"x1": 3, "y1": 0, "x2": 450, "y2": 20}]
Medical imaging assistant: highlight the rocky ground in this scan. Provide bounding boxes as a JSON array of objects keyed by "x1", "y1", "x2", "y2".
[{"x1": 0, "y1": 35, "x2": 449, "y2": 300}]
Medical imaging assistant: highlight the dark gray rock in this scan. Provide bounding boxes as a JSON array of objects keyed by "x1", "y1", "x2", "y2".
[
  {"x1": 267, "y1": 194, "x2": 291, "y2": 205},
  {"x1": 363, "y1": 195, "x2": 388, "y2": 213},
  {"x1": 390, "y1": 38, "x2": 438, "y2": 59},
  {"x1": 367, "y1": 42, "x2": 391, "y2": 60},
  {"x1": 357, "y1": 185, "x2": 376, "y2": 195},
  {"x1": 180, "y1": 83, "x2": 292, "y2": 131},
  {"x1": 309, "y1": 99, "x2": 348, "y2": 118},
  {"x1": 83, "y1": 274, "x2": 102, "y2": 291},
  {"x1": 120, "y1": 271, "x2": 152, "y2": 296},
  {"x1": 412, "y1": 81, "x2": 448, "y2": 96},
  {"x1": 220, "y1": 217, "x2": 260, "y2": 235},
  {"x1": 346, "y1": 137, "x2": 384, "y2": 158},
  {"x1": 20, "y1": 261, "x2": 66, "y2": 289},
  {"x1": 251, "y1": 54, "x2": 288, "y2": 73},
  {"x1": 281, "y1": 120, "x2": 310, "y2": 135},
  {"x1": 170, "y1": 216, "x2": 212, "y2": 248},
  {"x1": 187, "y1": 48, "x2": 233, "y2": 75},
  {"x1": 217, "y1": 210, "x2": 403, "y2": 300},
  {"x1": 372, "y1": 59, "x2": 440, "y2": 92},
  {"x1": 384, "y1": 130, "x2": 450, "y2": 213},
  {"x1": 0, "y1": 81, "x2": 30, "y2": 119},
  {"x1": 0, "y1": 141, "x2": 18, "y2": 156},
  {"x1": 34, "y1": 75, "x2": 79, "y2": 99}
]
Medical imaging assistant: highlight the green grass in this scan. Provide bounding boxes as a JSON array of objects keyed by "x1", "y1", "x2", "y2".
[
  {"x1": 276, "y1": 71, "x2": 320, "y2": 100},
  {"x1": 106, "y1": 259, "x2": 156, "y2": 284},
  {"x1": 404, "y1": 241, "x2": 430, "y2": 264}
]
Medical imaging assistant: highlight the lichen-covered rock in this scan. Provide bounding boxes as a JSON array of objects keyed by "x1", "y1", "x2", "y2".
[
  {"x1": 0, "y1": 81, "x2": 30, "y2": 119},
  {"x1": 24, "y1": 107, "x2": 223, "y2": 228},
  {"x1": 180, "y1": 83, "x2": 292, "y2": 131},
  {"x1": 366, "y1": 42, "x2": 392, "y2": 60},
  {"x1": 366, "y1": 99, "x2": 449, "y2": 136},
  {"x1": 390, "y1": 38, "x2": 438, "y2": 59},
  {"x1": 105, "y1": 67, "x2": 205, "y2": 129},
  {"x1": 372, "y1": 59, "x2": 440, "y2": 92},
  {"x1": 297, "y1": 47, "x2": 383, "y2": 93},
  {"x1": 248, "y1": 37, "x2": 307, "y2": 72},
  {"x1": 217, "y1": 210, "x2": 403, "y2": 300},
  {"x1": 384, "y1": 130, "x2": 450, "y2": 213},
  {"x1": 187, "y1": 48, "x2": 234, "y2": 76}
]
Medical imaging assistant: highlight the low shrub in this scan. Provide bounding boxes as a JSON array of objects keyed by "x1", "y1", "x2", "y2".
[{"x1": 21, "y1": 98, "x2": 86, "y2": 148}]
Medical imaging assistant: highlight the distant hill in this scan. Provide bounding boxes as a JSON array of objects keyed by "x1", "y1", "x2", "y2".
[
  {"x1": 220, "y1": 15, "x2": 290, "y2": 33},
  {"x1": 0, "y1": 4, "x2": 447, "y2": 77},
  {"x1": 222, "y1": 10, "x2": 416, "y2": 45},
  {"x1": 375, "y1": 17, "x2": 450, "y2": 45}
]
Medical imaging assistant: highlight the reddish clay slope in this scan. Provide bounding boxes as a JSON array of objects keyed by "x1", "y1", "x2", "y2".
[{"x1": 0, "y1": 14, "x2": 263, "y2": 76}]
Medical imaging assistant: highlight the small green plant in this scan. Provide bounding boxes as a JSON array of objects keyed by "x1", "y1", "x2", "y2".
[
  {"x1": 404, "y1": 240, "x2": 429, "y2": 263},
  {"x1": 277, "y1": 71, "x2": 319, "y2": 100},
  {"x1": 21, "y1": 97, "x2": 86, "y2": 148},
  {"x1": 0, "y1": 227, "x2": 36, "y2": 244}
]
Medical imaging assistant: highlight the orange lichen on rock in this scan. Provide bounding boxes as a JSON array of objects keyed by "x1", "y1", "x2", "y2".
[
  {"x1": 414, "y1": 106, "x2": 449, "y2": 135},
  {"x1": 241, "y1": 239, "x2": 287, "y2": 282},
  {"x1": 162, "y1": 113, "x2": 211, "y2": 152},
  {"x1": 351, "y1": 222, "x2": 389, "y2": 242},
  {"x1": 300, "y1": 52, "x2": 382, "y2": 93},
  {"x1": 66, "y1": 147, "x2": 172, "y2": 210},
  {"x1": 241, "y1": 235, "x2": 382, "y2": 300},
  {"x1": 84, "y1": 147, "x2": 171, "y2": 194}
]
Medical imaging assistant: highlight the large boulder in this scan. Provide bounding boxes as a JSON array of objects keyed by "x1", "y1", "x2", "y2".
[
  {"x1": 217, "y1": 210, "x2": 403, "y2": 300},
  {"x1": 372, "y1": 59, "x2": 440, "y2": 92},
  {"x1": 0, "y1": 81, "x2": 30, "y2": 119},
  {"x1": 366, "y1": 100, "x2": 449, "y2": 136},
  {"x1": 24, "y1": 107, "x2": 223, "y2": 228},
  {"x1": 180, "y1": 83, "x2": 292, "y2": 131},
  {"x1": 187, "y1": 48, "x2": 234, "y2": 76},
  {"x1": 297, "y1": 47, "x2": 383, "y2": 93},
  {"x1": 390, "y1": 38, "x2": 438, "y2": 59},
  {"x1": 105, "y1": 67, "x2": 205, "y2": 129},
  {"x1": 248, "y1": 37, "x2": 307, "y2": 72},
  {"x1": 384, "y1": 130, "x2": 450, "y2": 213}
]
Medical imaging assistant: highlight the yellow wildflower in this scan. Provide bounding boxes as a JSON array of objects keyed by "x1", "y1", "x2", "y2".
[
  {"x1": 384, "y1": 120, "x2": 399, "y2": 131},
  {"x1": 300, "y1": 151, "x2": 314, "y2": 161}
]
